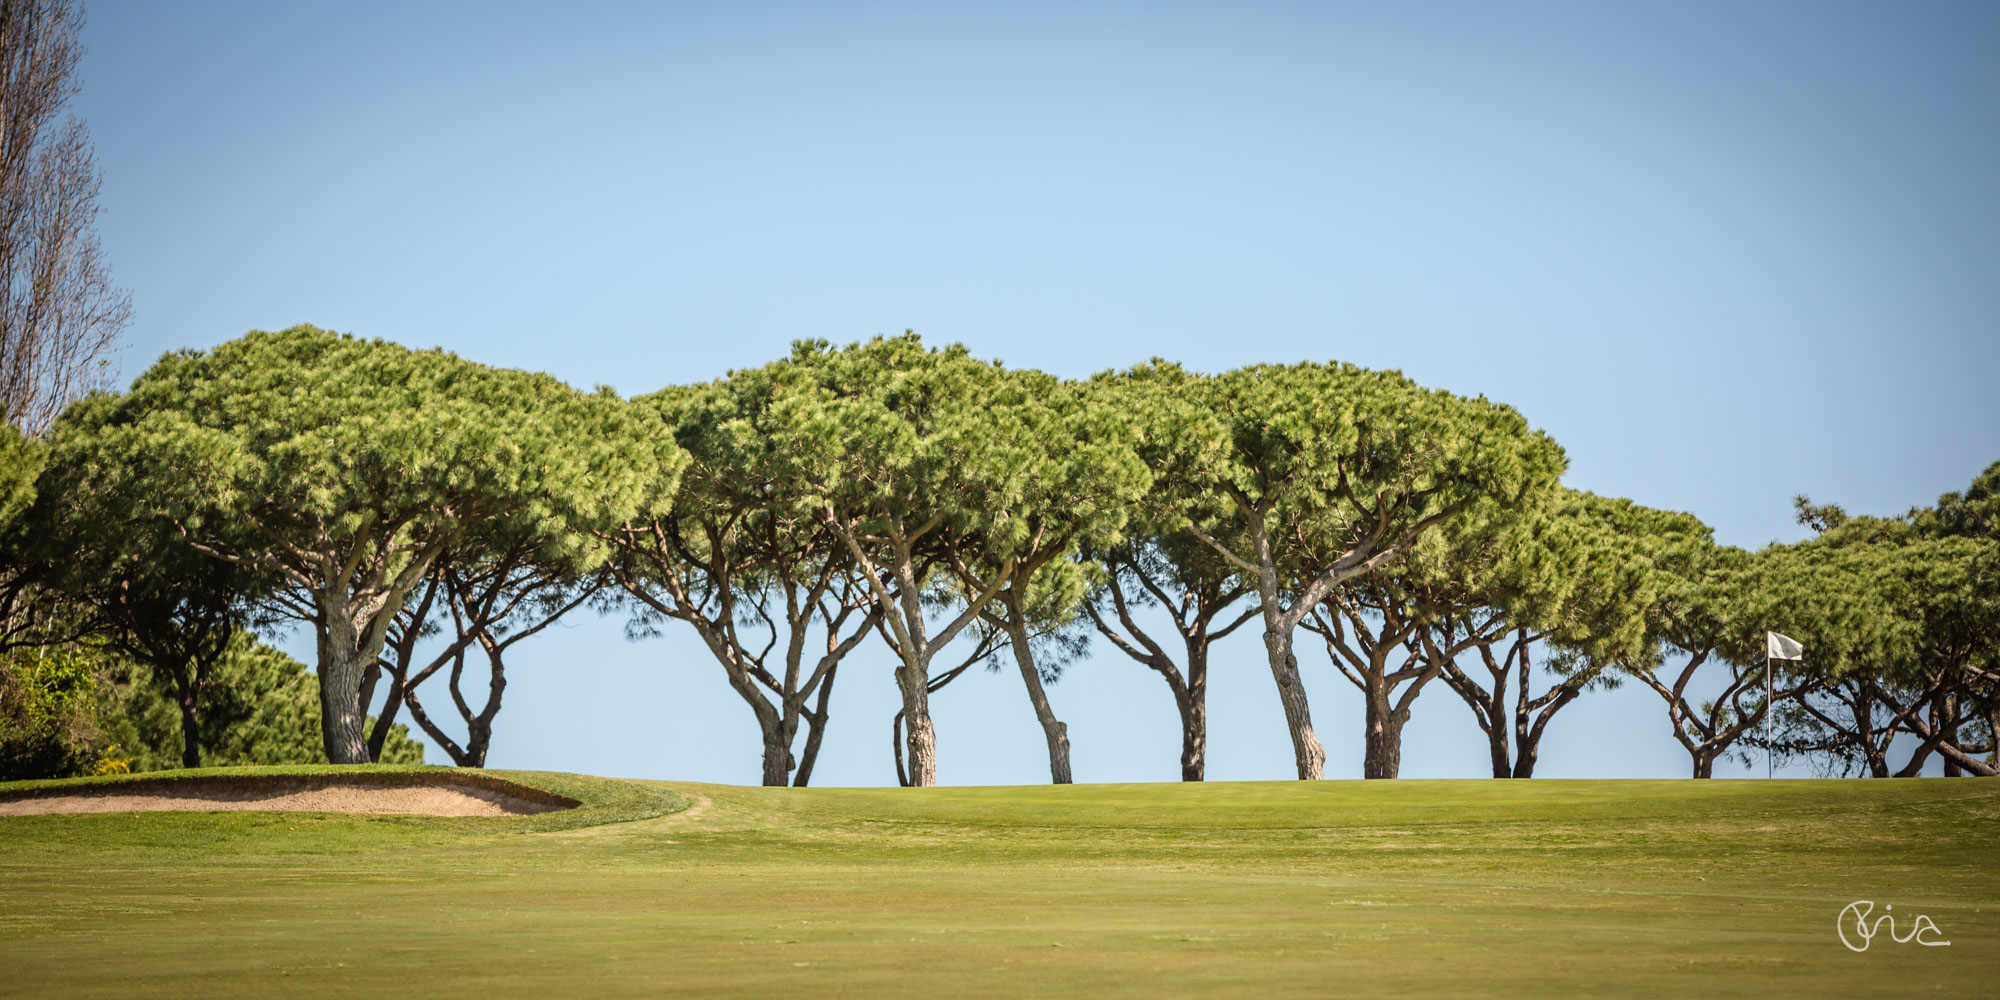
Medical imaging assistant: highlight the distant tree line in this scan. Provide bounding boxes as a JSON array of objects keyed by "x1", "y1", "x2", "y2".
[{"x1": 0, "y1": 326, "x2": 1992, "y2": 783}]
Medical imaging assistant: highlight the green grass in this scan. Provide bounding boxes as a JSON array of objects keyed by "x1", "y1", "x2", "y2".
[{"x1": 1, "y1": 771, "x2": 1994, "y2": 998}]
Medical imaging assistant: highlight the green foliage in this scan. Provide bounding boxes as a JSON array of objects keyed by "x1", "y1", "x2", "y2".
[
  {"x1": 1407, "y1": 489, "x2": 1692, "y2": 668},
  {"x1": 45, "y1": 325, "x2": 683, "y2": 761},
  {"x1": 12, "y1": 320, "x2": 1990, "y2": 783},
  {"x1": 0, "y1": 418, "x2": 65, "y2": 659},
  {"x1": 1391, "y1": 491, "x2": 1705, "y2": 776},
  {"x1": 0, "y1": 417, "x2": 43, "y2": 535},
  {"x1": 95, "y1": 635, "x2": 424, "y2": 770},
  {"x1": 611, "y1": 370, "x2": 892, "y2": 785},
  {"x1": 1791, "y1": 494, "x2": 1848, "y2": 534},
  {"x1": 983, "y1": 368, "x2": 1153, "y2": 558},
  {"x1": 622, "y1": 371, "x2": 848, "y2": 598},
  {"x1": 960, "y1": 369, "x2": 1154, "y2": 682},
  {"x1": 1774, "y1": 490, "x2": 1998, "y2": 690},
  {"x1": 1919, "y1": 459, "x2": 2000, "y2": 542},
  {"x1": 0, "y1": 644, "x2": 106, "y2": 780},
  {"x1": 772, "y1": 335, "x2": 1054, "y2": 549},
  {"x1": 1539, "y1": 494, "x2": 1695, "y2": 666},
  {"x1": 50, "y1": 325, "x2": 680, "y2": 582},
  {"x1": 1744, "y1": 464, "x2": 2000, "y2": 774},
  {"x1": 1116, "y1": 358, "x2": 1567, "y2": 575}
]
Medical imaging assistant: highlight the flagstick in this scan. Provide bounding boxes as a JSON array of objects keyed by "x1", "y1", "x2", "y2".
[{"x1": 1765, "y1": 650, "x2": 1773, "y2": 780}]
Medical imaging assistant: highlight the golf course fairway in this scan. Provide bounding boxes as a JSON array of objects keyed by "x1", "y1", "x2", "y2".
[{"x1": 1, "y1": 768, "x2": 1993, "y2": 997}]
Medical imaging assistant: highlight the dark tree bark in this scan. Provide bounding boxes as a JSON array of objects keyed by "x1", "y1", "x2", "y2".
[
  {"x1": 1085, "y1": 541, "x2": 1255, "y2": 782},
  {"x1": 792, "y1": 660, "x2": 838, "y2": 787},
  {"x1": 173, "y1": 687, "x2": 199, "y2": 768},
  {"x1": 1773, "y1": 674, "x2": 1901, "y2": 777},
  {"x1": 1427, "y1": 619, "x2": 1600, "y2": 779},
  {"x1": 134, "y1": 611, "x2": 233, "y2": 769},
  {"x1": 1633, "y1": 645, "x2": 1809, "y2": 778},
  {"x1": 1305, "y1": 586, "x2": 1439, "y2": 780},
  {"x1": 387, "y1": 549, "x2": 597, "y2": 768},
  {"x1": 614, "y1": 510, "x2": 881, "y2": 786},
  {"x1": 1876, "y1": 677, "x2": 1996, "y2": 777},
  {"x1": 890, "y1": 626, "x2": 1005, "y2": 787},
  {"x1": 365, "y1": 575, "x2": 446, "y2": 762},
  {"x1": 1508, "y1": 657, "x2": 1585, "y2": 779},
  {"x1": 74, "y1": 560, "x2": 243, "y2": 770}
]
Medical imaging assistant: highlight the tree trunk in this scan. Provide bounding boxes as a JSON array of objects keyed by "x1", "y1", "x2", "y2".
[
  {"x1": 315, "y1": 608, "x2": 374, "y2": 764},
  {"x1": 1179, "y1": 665, "x2": 1207, "y2": 782},
  {"x1": 1432, "y1": 634, "x2": 1513, "y2": 778},
  {"x1": 793, "y1": 662, "x2": 837, "y2": 787},
  {"x1": 905, "y1": 712, "x2": 937, "y2": 787},
  {"x1": 464, "y1": 651, "x2": 505, "y2": 768},
  {"x1": 1243, "y1": 511, "x2": 1327, "y2": 782},
  {"x1": 1487, "y1": 725, "x2": 1511, "y2": 779},
  {"x1": 1014, "y1": 657, "x2": 1072, "y2": 785},
  {"x1": 1262, "y1": 624, "x2": 1326, "y2": 780},
  {"x1": 463, "y1": 720, "x2": 491, "y2": 768},
  {"x1": 1853, "y1": 687, "x2": 1891, "y2": 777},
  {"x1": 892, "y1": 709, "x2": 911, "y2": 787},
  {"x1": 366, "y1": 667, "x2": 406, "y2": 763},
  {"x1": 1987, "y1": 703, "x2": 1999, "y2": 770},
  {"x1": 759, "y1": 716, "x2": 795, "y2": 787},
  {"x1": 176, "y1": 687, "x2": 201, "y2": 769},
  {"x1": 696, "y1": 639, "x2": 787, "y2": 785},
  {"x1": 1511, "y1": 744, "x2": 1539, "y2": 779},
  {"x1": 1510, "y1": 689, "x2": 1579, "y2": 780},
  {"x1": 1894, "y1": 740, "x2": 1939, "y2": 778},
  {"x1": 896, "y1": 660, "x2": 938, "y2": 787},
  {"x1": 1508, "y1": 641, "x2": 1534, "y2": 778},
  {"x1": 1692, "y1": 752, "x2": 1715, "y2": 779},
  {"x1": 1938, "y1": 692, "x2": 1962, "y2": 777},
  {"x1": 1002, "y1": 595, "x2": 1071, "y2": 785},
  {"x1": 794, "y1": 715, "x2": 826, "y2": 788},
  {"x1": 1362, "y1": 692, "x2": 1406, "y2": 779},
  {"x1": 1933, "y1": 739, "x2": 2000, "y2": 777}
]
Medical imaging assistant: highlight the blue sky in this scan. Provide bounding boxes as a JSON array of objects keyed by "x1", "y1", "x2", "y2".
[{"x1": 74, "y1": 1, "x2": 1999, "y2": 783}]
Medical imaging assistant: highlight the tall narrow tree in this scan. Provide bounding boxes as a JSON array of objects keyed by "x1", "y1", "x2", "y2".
[
  {"x1": 0, "y1": 0, "x2": 130, "y2": 438},
  {"x1": 0, "y1": 414, "x2": 48, "y2": 652}
]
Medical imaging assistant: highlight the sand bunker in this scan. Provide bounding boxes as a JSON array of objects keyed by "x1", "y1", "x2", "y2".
[{"x1": 0, "y1": 773, "x2": 576, "y2": 818}]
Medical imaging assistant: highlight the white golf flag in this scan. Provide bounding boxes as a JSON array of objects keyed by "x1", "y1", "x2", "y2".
[{"x1": 1766, "y1": 631, "x2": 1804, "y2": 660}]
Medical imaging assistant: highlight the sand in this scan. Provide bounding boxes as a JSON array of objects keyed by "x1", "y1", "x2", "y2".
[{"x1": 0, "y1": 775, "x2": 569, "y2": 817}]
